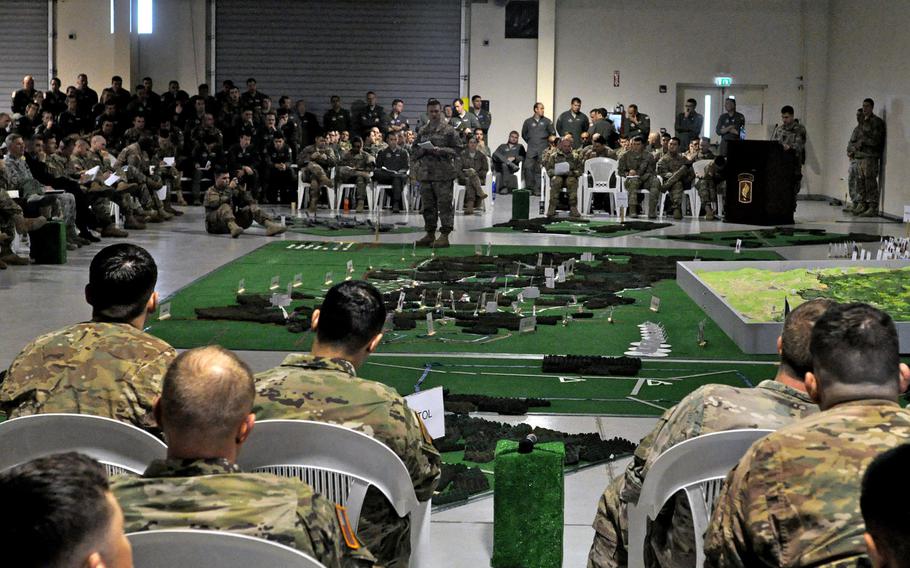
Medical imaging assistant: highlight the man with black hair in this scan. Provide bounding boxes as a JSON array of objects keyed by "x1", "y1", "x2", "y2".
[
  {"x1": 0, "y1": 452, "x2": 134, "y2": 568},
  {"x1": 356, "y1": 91, "x2": 385, "y2": 138},
  {"x1": 413, "y1": 98, "x2": 462, "y2": 247},
  {"x1": 263, "y1": 132, "x2": 294, "y2": 204},
  {"x1": 861, "y1": 444, "x2": 910, "y2": 568},
  {"x1": 521, "y1": 102, "x2": 556, "y2": 195},
  {"x1": 227, "y1": 129, "x2": 261, "y2": 199},
  {"x1": 469, "y1": 94, "x2": 491, "y2": 139},
  {"x1": 374, "y1": 131, "x2": 410, "y2": 213},
  {"x1": 113, "y1": 346, "x2": 375, "y2": 567},
  {"x1": 491, "y1": 130, "x2": 525, "y2": 194},
  {"x1": 254, "y1": 280, "x2": 441, "y2": 568},
  {"x1": 852, "y1": 98, "x2": 886, "y2": 217},
  {"x1": 117, "y1": 136, "x2": 171, "y2": 223},
  {"x1": 336, "y1": 135, "x2": 375, "y2": 213},
  {"x1": 240, "y1": 77, "x2": 268, "y2": 111},
  {"x1": 324, "y1": 95, "x2": 352, "y2": 134},
  {"x1": 656, "y1": 137, "x2": 694, "y2": 220},
  {"x1": 770, "y1": 104, "x2": 808, "y2": 207},
  {"x1": 674, "y1": 98, "x2": 703, "y2": 150},
  {"x1": 556, "y1": 97, "x2": 590, "y2": 149},
  {"x1": 706, "y1": 302, "x2": 910, "y2": 568},
  {"x1": 589, "y1": 298, "x2": 831, "y2": 568},
  {"x1": 715, "y1": 97, "x2": 745, "y2": 156},
  {"x1": 617, "y1": 135, "x2": 659, "y2": 218},
  {"x1": 623, "y1": 104, "x2": 650, "y2": 142},
  {"x1": 203, "y1": 166, "x2": 285, "y2": 238},
  {"x1": 590, "y1": 108, "x2": 619, "y2": 149},
  {"x1": 1, "y1": 243, "x2": 175, "y2": 428}
]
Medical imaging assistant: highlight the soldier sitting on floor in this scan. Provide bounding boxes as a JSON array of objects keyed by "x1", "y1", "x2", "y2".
[{"x1": 203, "y1": 165, "x2": 285, "y2": 238}]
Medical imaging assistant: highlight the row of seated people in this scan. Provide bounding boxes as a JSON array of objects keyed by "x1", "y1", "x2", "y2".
[
  {"x1": 0, "y1": 243, "x2": 438, "y2": 568},
  {"x1": 586, "y1": 298, "x2": 910, "y2": 567}
]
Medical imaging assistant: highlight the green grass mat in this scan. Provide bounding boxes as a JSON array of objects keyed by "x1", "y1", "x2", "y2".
[
  {"x1": 661, "y1": 227, "x2": 886, "y2": 248},
  {"x1": 147, "y1": 242, "x2": 781, "y2": 360}
]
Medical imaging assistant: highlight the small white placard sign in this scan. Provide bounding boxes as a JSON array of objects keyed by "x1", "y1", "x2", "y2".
[
  {"x1": 158, "y1": 302, "x2": 171, "y2": 320},
  {"x1": 270, "y1": 275, "x2": 280, "y2": 290},
  {"x1": 904, "y1": 205, "x2": 910, "y2": 223},
  {"x1": 734, "y1": 239, "x2": 742, "y2": 254},
  {"x1": 404, "y1": 386, "x2": 445, "y2": 439}
]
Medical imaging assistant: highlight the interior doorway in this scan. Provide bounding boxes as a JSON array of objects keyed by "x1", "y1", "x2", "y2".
[{"x1": 676, "y1": 84, "x2": 768, "y2": 145}]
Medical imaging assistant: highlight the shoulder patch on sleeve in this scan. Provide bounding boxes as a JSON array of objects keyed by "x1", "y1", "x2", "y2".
[{"x1": 334, "y1": 504, "x2": 361, "y2": 550}]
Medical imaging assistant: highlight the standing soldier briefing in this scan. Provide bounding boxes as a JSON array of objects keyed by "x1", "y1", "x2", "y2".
[
  {"x1": 413, "y1": 99, "x2": 462, "y2": 248},
  {"x1": 852, "y1": 98, "x2": 886, "y2": 217},
  {"x1": 770, "y1": 105, "x2": 808, "y2": 211}
]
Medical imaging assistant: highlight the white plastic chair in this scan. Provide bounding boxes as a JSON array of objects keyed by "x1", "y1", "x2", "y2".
[
  {"x1": 453, "y1": 171, "x2": 489, "y2": 213},
  {"x1": 627, "y1": 429, "x2": 774, "y2": 568},
  {"x1": 582, "y1": 157, "x2": 619, "y2": 215},
  {"x1": 127, "y1": 529, "x2": 326, "y2": 568},
  {"x1": 539, "y1": 169, "x2": 553, "y2": 215},
  {"x1": 237, "y1": 419, "x2": 431, "y2": 567},
  {"x1": 374, "y1": 172, "x2": 411, "y2": 213},
  {"x1": 617, "y1": 176, "x2": 652, "y2": 216},
  {"x1": 296, "y1": 170, "x2": 308, "y2": 210},
  {"x1": 337, "y1": 172, "x2": 374, "y2": 212},
  {"x1": 0, "y1": 413, "x2": 167, "y2": 476}
]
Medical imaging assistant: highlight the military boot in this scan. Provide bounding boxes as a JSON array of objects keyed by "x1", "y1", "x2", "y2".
[
  {"x1": 546, "y1": 203, "x2": 557, "y2": 218},
  {"x1": 264, "y1": 220, "x2": 287, "y2": 237},
  {"x1": 0, "y1": 239, "x2": 28, "y2": 265},
  {"x1": 464, "y1": 201, "x2": 475, "y2": 215},
  {"x1": 228, "y1": 220, "x2": 244, "y2": 238},
  {"x1": 14, "y1": 215, "x2": 46, "y2": 234},
  {"x1": 432, "y1": 233, "x2": 450, "y2": 248},
  {"x1": 145, "y1": 210, "x2": 164, "y2": 223},
  {"x1": 673, "y1": 208, "x2": 683, "y2": 220},
  {"x1": 66, "y1": 225, "x2": 84, "y2": 248},
  {"x1": 164, "y1": 202, "x2": 184, "y2": 216},
  {"x1": 705, "y1": 203, "x2": 716, "y2": 221},
  {"x1": 355, "y1": 200, "x2": 365, "y2": 213},
  {"x1": 175, "y1": 191, "x2": 188, "y2": 206},
  {"x1": 475, "y1": 195, "x2": 486, "y2": 212},
  {"x1": 415, "y1": 232, "x2": 435, "y2": 247},
  {"x1": 158, "y1": 208, "x2": 174, "y2": 221},
  {"x1": 858, "y1": 205, "x2": 879, "y2": 218},
  {"x1": 101, "y1": 224, "x2": 129, "y2": 238},
  {"x1": 569, "y1": 207, "x2": 582, "y2": 219},
  {"x1": 627, "y1": 204, "x2": 639, "y2": 217},
  {"x1": 124, "y1": 216, "x2": 146, "y2": 230}
]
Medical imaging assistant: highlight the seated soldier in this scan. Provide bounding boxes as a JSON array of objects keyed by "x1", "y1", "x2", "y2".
[
  {"x1": 581, "y1": 133, "x2": 617, "y2": 161},
  {"x1": 254, "y1": 281, "x2": 441, "y2": 568},
  {"x1": 336, "y1": 136, "x2": 374, "y2": 213},
  {"x1": 705, "y1": 302, "x2": 910, "y2": 568},
  {"x1": 655, "y1": 137, "x2": 694, "y2": 220},
  {"x1": 364, "y1": 127, "x2": 387, "y2": 157},
  {"x1": 226, "y1": 129, "x2": 260, "y2": 200},
  {"x1": 0, "y1": 453, "x2": 133, "y2": 568},
  {"x1": 263, "y1": 133, "x2": 295, "y2": 204},
  {"x1": 117, "y1": 137, "x2": 171, "y2": 223},
  {"x1": 588, "y1": 299, "x2": 830, "y2": 568},
  {"x1": 153, "y1": 128, "x2": 184, "y2": 215},
  {"x1": 187, "y1": 134, "x2": 223, "y2": 206},
  {"x1": 85, "y1": 135, "x2": 146, "y2": 230},
  {"x1": 543, "y1": 136, "x2": 582, "y2": 218},
  {"x1": 113, "y1": 346, "x2": 376, "y2": 567},
  {"x1": 299, "y1": 135, "x2": 337, "y2": 213},
  {"x1": 121, "y1": 114, "x2": 148, "y2": 148},
  {"x1": 491, "y1": 130, "x2": 525, "y2": 194},
  {"x1": 456, "y1": 136, "x2": 489, "y2": 214},
  {"x1": 473, "y1": 128, "x2": 491, "y2": 157},
  {"x1": 861, "y1": 444, "x2": 910, "y2": 568},
  {"x1": 0, "y1": 160, "x2": 46, "y2": 269},
  {"x1": 203, "y1": 166, "x2": 285, "y2": 238},
  {"x1": 1, "y1": 244, "x2": 175, "y2": 429},
  {"x1": 67, "y1": 138, "x2": 130, "y2": 238},
  {"x1": 617, "y1": 136, "x2": 659, "y2": 218},
  {"x1": 374, "y1": 131, "x2": 410, "y2": 213}
]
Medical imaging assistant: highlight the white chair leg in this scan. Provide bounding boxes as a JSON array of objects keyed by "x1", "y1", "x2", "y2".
[
  {"x1": 410, "y1": 500, "x2": 433, "y2": 568},
  {"x1": 453, "y1": 184, "x2": 465, "y2": 213},
  {"x1": 366, "y1": 183, "x2": 376, "y2": 212},
  {"x1": 716, "y1": 193, "x2": 724, "y2": 217}
]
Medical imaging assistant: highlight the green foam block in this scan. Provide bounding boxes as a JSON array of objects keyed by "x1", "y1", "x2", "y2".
[
  {"x1": 511, "y1": 189, "x2": 530, "y2": 220},
  {"x1": 492, "y1": 439, "x2": 565, "y2": 568},
  {"x1": 29, "y1": 220, "x2": 66, "y2": 264}
]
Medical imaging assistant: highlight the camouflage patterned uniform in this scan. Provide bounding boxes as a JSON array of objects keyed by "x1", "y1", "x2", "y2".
[
  {"x1": 203, "y1": 182, "x2": 274, "y2": 234},
  {"x1": 0, "y1": 322, "x2": 175, "y2": 429},
  {"x1": 617, "y1": 149, "x2": 659, "y2": 215},
  {"x1": 588, "y1": 380, "x2": 817, "y2": 568},
  {"x1": 770, "y1": 120, "x2": 807, "y2": 198},
  {"x1": 656, "y1": 152, "x2": 694, "y2": 218},
  {"x1": 253, "y1": 355, "x2": 442, "y2": 568},
  {"x1": 4, "y1": 154, "x2": 76, "y2": 229},
  {"x1": 846, "y1": 121, "x2": 862, "y2": 205},
  {"x1": 456, "y1": 148, "x2": 489, "y2": 211},
  {"x1": 581, "y1": 144, "x2": 618, "y2": 161},
  {"x1": 705, "y1": 399, "x2": 910, "y2": 568},
  {"x1": 853, "y1": 113, "x2": 886, "y2": 212},
  {"x1": 122, "y1": 126, "x2": 148, "y2": 148},
  {"x1": 112, "y1": 457, "x2": 376, "y2": 567},
  {"x1": 336, "y1": 149, "x2": 375, "y2": 207},
  {"x1": 299, "y1": 143, "x2": 338, "y2": 212},
  {"x1": 543, "y1": 147, "x2": 583, "y2": 216},
  {"x1": 413, "y1": 119, "x2": 462, "y2": 235},
  {"x1": 692, "y1": 149, "x2": 720, "y2": 211},
  {"x1": 117, "y1": 143, "x2": 165, "y2": 215},
  {"x1": 0, "y1": 167, "x2": 25, "y2": 238}
]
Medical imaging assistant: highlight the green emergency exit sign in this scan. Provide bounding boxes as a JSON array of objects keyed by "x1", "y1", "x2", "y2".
[{"x1": 714, "y1": 76, "x2": 733, "y2": 87}]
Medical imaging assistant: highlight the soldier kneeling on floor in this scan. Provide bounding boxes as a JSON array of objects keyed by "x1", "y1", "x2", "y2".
[{"x1": 204, "y1": 166, "x2": 286, "y2": 238}]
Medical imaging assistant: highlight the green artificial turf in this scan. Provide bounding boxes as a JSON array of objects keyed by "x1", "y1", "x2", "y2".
[
  {"x1": 660, "y1": 227, "x2": 886, "y2": 248},
  {"x1": 147, "y1": 242, "x2": 781, "y2": 360}
]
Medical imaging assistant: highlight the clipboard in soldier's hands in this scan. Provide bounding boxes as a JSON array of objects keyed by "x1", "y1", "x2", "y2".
[
  {"x1": 553, "y1": 162, "x2": 570, "y2": 176},
  {"x1": 418, "y1": 141, "x2": 435, "y2": 150}
]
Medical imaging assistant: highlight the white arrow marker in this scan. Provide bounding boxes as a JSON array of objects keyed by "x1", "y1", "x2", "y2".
[
  {"x1": 559, "y1": 376, "x2": 586, "y2": 383},
  {"x1": 646, "y1": 380, "x2": 672, "y2": 386}
]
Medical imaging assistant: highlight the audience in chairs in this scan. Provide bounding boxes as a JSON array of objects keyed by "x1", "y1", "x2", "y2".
[
  {"x1": 112, "y1": 345, "x2": 377, "y2": 567},
  {"x1": 0, "y1": 243, "x2": 175, "y2": 430},
  {"x1": 254, "y1": 281, "x2": 441, "y2": 568},
  {"x1": 588, "y1": 298, "x2": 832, "y2": 568},
  {"x1": 704, "y1": 303, "x2": 910, "y2": 567},
  {"x1": 0, "y1": 452, "x2": 134, "y2": 568}
]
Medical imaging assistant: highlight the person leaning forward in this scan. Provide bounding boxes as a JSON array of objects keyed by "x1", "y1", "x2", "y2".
[
  {"x1": 203, "y1": 165, "x2": 286, "y2": 238},
  {"x1": 543, "y1": 136, "x2": 583, "y2": 218},
  {"x1": 413, "y1": 98, "x2": 462, "y2": 249},
  {"x1": 254, "y1": 281, "x2": 441, "y2": 568},
  {"x1": 112, "y1": 345, "x2": 377, "y2": 567}
]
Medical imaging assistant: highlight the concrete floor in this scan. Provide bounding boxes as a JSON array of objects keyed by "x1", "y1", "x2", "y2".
[{"x1": 0, "y1": 196, "x2": 901, "y2": 567}]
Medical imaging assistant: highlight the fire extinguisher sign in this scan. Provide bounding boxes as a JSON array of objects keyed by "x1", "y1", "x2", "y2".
[{"x1": 613, "y1": 70, "x2": 620, "y2": 87}]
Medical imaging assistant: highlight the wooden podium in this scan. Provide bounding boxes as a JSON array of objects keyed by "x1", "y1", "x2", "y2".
[{"x1": 723, "y1": 140, "x2": 798, "y2": 225}]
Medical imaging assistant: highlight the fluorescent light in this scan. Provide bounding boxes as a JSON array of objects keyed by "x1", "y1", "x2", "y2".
[
  {"x1": 703, "y1": 94, "x2": 711, "y2": 139},
  {"x1": 138, "y1": 0, "x2": 153, "y2": 34},
  {"x1": 110, "y1": 0, "x2": 115, "y2": 33}
]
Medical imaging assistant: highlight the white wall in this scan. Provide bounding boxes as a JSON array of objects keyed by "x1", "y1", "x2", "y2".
[
  {"x1": 56, "y1": 0, "x2": 117, "y2": 89},
  {"x1": 469, "y1": 2, "x2": 538, "y2": 147},
  {"x1": 136, "y1": 0, "x2": 207, "y2": 92},
  {"x1": 823, "y1": 0, "x2": 910, "y2": 216}
]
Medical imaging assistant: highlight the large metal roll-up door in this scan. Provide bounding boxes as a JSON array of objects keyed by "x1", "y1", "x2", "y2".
[
  {"x1": 214, "y1": 0, "x2": 462, "y2": 128},
  {"x1": 0, "y1": 1, "x2": 49, "y2": 113}
]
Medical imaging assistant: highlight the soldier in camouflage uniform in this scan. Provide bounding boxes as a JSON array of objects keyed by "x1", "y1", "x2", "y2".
[
  {"x1": 769, "y1": 105, "x2": 808, "y2": 210},
  {"x1": 299, "y1": 135, "x2": 338, "y2": 213},
  {"x1": 0, "y1": 161, "x2": 46, "y2": 268},
  {"x1": 656, "y1": 138, "x2": 694, "y2": 220},
  {"x1": 336, "y1": 136, "x2": 375, "y2": 213},
  {"x1": 117, "y1": 138, "x2": 171, "y2": 223},
  {"x1": 112, "y1": 346, "x2": 376, "y2": 568},
  {"x1": 543, "y1": 136, "x2": 583, "y2": 218},
  {"x1": 0, "y1": 244, "x2": 174, "y2": 429},
  {"x1": 588, "y1": 299, "x2": 832, "y2": 568},
  {"x1": 85, "y1": 135, "x2": 147, "y2": 231},
  {"x1": 254, "y1": 281, "x2": 441, "y2": 568},
  {"x1": 456, "y1": 136, "x2": 489, "y2": 214},
  {"x1": 204, "y1": 167, "x2": 285, "y2": 238},
  {"x1": 845, "y1": 108, "x2": 863, "y2": 213},
  {"x1": 413, "y1": 99, "x2": 463, "y2": 248},
  {"x1": 121, "y1": 115, "x2": 149, "y2": 148},
  {"x1": 581, "y1": 133, "x2": 618, "y2": 161},
  {"x1": 692, "y1": 139, "x2": 722, "y2": 221},
  {"x1": 154, "y1": 129, "x2": 184, "y2": 214},
  {"x1": 851, "y1": 99, "x2": 886, "y2": 217},
  {"x1": 67, "y1": 139, "x2": 130, "y2": 237},
  {"x1": 705, "y1": 302, "x2": 910, "y2": 568},
  {"x1": 618, "y1": 136, "x2": 659, "y2": 218}
]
